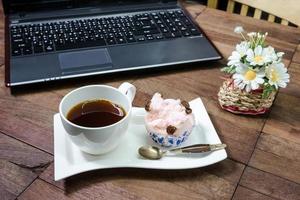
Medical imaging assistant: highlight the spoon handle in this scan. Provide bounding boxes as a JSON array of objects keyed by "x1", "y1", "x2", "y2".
[{"x1": 170, "y1": 144, "x2": 227, "y2": 153}]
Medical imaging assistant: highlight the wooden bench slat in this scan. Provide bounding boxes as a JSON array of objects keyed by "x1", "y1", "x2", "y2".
[
  {"x1": 268, "y1": 14, "x2": 276, "y2": 22},
  {"x1": 227, "y1": 0, "x2": 235, "y2": 13},
  {"x1": 240, "y1": 4, "x2": 249, "y2": 16},
  {"x1": 253, "y1": 8, "x2": 262, "y2": 19}
]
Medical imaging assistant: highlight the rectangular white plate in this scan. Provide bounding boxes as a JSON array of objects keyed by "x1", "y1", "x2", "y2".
[{"x1": 54, "y1": 98, "x2": 227, "y2": 181}]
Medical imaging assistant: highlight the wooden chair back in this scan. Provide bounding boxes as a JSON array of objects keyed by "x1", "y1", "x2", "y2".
[{"x1": 207, "y1": 0, "x2": 300, "y2": 27}]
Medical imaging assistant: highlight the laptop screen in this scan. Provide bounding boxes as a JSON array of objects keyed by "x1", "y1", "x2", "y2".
[{"x1": 2, "y1": 0, "x2": 177, "y2": 15}]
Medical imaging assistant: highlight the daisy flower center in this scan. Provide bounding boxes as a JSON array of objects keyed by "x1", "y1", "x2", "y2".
[
  {"x1": 270, "y1": 69, "x2": 279, "y2": 82},
  {"x1": 244, "y1": 70, "x2": 257, "y2": 80},
  {"x1": 254, "y1": 55, "x2": 263, "y2": 63}
]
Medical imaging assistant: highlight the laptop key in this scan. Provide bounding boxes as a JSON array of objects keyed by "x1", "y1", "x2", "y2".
[
  {"x1": 12, "y1": 49, "x2": 22, "y2": 56},
  {"x1": 164, "y1": 32, "x2": 181, "y2": 39},
  {"x1": 189, "y1": 28, "x2": 201, "y2": 36},
  {"x1": 137, "y1": 36, "x2": 146, "y2": 42},
  {"x1": 12, "y1": 34, "x2": 22, "y2": 39},
  {"x1": 23, "y1": 48, "x2": 33, "y2": 55},
  {"x1": 161, "y1": 28, "x2": 169, "y2": 33},
  {"x1": 126, "y1": 37, "x2": 136, "y2": 43},
  {"x1": 116, "y1": 37, "x2": 126, "y2": 44},
  {"x1": 146, "y1": 36, "x2": 154, "y2": 40},
  {"x1": 107, "y1": 38, "x2": 116, "y2": 45},
  {"x1": 45, "y1": 45, "x2": 54, "y2": 52},
  {"x1": 155, "y1": 35, "x2": 164, "y2": 40},
  {"x1": 182, "y1": 31, "x2": 191, "y2": 37}
]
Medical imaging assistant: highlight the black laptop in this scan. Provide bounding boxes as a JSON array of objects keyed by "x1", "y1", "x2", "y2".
[{"x1": 3, "y1": 0, "x2": 222, "y2": 87}]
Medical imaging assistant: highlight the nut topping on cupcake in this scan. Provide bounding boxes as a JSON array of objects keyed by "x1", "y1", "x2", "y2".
[
  {"x1": 181, "y1": 100, "x2": 192, "y2": 114},
  {"x1": 181, "y1": 100, "x2": 190, "y2": 108},
  {"x1": 145, "y1": 100, "x2": 151, "y2": 112},
  {"x1": 166, "y1": 125, "x2": 177, "y2": 135},
  {"x1": 185, "y1": 107, "x2": 192, "y2": 114}
]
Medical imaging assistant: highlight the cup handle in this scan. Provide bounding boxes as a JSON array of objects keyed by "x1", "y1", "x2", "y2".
[{"x1": 118, "y1": 82, "x2": 136, "y2": 103}]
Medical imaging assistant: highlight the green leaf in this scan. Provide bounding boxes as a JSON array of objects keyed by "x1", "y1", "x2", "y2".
[
  {"x1": 221, "y1": 65, "x2": 236, "y2": 74},
  {"x1": 262, "y1": 84, "x2": 276, "y2": 98}
]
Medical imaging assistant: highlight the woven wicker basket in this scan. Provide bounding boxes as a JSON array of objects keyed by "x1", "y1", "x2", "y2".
[{"x1": 218, "y1": 80, "x2": 277, "y2": 115}]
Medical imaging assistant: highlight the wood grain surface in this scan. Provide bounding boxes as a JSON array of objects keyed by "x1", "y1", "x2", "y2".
[
  {"x1": 292, "y1": 45, "x2": 300, "y2": 64},
  {"x1": 0, "y1": 2, "x2": 300, "y2": 200}
]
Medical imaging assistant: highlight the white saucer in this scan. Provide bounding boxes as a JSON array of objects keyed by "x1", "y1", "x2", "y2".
[{"x1": 54, "y1": 98, "x2": 227, "y2": 181}]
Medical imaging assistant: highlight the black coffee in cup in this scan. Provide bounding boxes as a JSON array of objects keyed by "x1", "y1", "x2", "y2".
[{"x1": 67, "y1": 99, "x2": 126, "y2": 128}]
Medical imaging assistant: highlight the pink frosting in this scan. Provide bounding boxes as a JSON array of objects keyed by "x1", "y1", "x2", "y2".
[{"x1": 145, "y1": 93, "x2": 195, "y2": 136}]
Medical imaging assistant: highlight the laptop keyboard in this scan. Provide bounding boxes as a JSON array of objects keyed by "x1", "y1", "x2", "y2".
[{"x1": 10, "y1": 10, "x2": 201, "y2": 57}]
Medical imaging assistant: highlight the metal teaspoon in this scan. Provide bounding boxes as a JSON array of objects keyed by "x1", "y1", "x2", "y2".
[{"x1": 138, "y1": 143, "x2": 227, "y2": 160}]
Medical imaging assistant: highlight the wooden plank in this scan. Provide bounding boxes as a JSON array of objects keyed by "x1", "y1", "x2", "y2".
[
  {"x1": 257, "y1": 133, "x2": 300, "y2": 162},
  {"x1": 39, "y1": 163, "x2": 65, "y2": 190},
  {"x1": 219, "y1": 136, "x2": 256, "y2": 164},
  {"x1": 240, "y1": 5, "x2": 249, "y2": 16},
  {"x1": 248, "y1": 132, "x2": 300, "y2": 185},
  {"x1": 204, "y1": 159, "x2": 245, "y2": 184},
  {"x1": 207, "y1": 0, "x2": 218, "y2": 9},
  {"x1": 19, "y1": 179, "x2": 79, "y2": 200},
  {"x1": 233, "y1": 186, "x2": 275, "y2": 200},
  {"x1": 253, "y1": 9, "x2": 262, "y2": 19},
  {"x1": 0, "y1": 187, "x2": 17, "y2": 200},
  {"x1": 281, "y1": 19, "x2": 289, "y2": 25},
  {"x1": 240, "y1": 167, "x2": 300, "y2": 200},
  {"x1": 0, "y1": 5, "x2": 4, "y2": 66},
  {"x1": 249, "y1": 148, "x2": 300, "y2": 183},
  {"x1": 292, "y1": 45, "x2": 300, "y2": 64},
  {"x1": 0, "y1": 133, "x2": 53, "y2": 172},
  {"x1": 0, "y1": 133, "x2": 52, "y2": 199},
  {"x1": 285, "y1": 62, "x2": 300, "y2": 97},
  {"x1": 0, "y1": 106, "x2": 55, "y2": 153},
  {"x1": 268, "y1": 14, "x2": 276, "y2": 22},
  {"x1": 226, "y1": 0, "x2": 235, "y2": 13},
  {"x1": 263, "y1": 62, "x2": 300, "y2": 142},
  {"x1": 180, "y1": 1, "x2": 206, "y2": 20},
  {"x1": 0, "y1": 159, "x2": 37, "y2": 199}
]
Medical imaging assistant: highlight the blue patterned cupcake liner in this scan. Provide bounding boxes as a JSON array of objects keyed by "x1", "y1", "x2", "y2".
[{"x1": 148, "y1": 126, "x2": 194, "y2": 147}]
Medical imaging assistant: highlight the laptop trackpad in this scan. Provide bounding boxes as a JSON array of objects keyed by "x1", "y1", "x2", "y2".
[{"x1": 59, "y1": 48, "x2": 112, "y2": 74}]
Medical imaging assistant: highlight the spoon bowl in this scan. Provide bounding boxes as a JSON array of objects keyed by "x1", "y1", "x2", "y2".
[{"x1": 138, "y1": 146, "x2": 165, "y2": 160}]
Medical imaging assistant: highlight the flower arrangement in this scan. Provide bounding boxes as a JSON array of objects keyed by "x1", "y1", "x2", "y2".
[{"x1": 218, "y1": 26, "x2": 290, "y2": 115}]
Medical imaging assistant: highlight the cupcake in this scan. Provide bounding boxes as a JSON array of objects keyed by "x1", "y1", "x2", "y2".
[{"x1": 144, "y1": 93, "x2": 195, "y2": 147}]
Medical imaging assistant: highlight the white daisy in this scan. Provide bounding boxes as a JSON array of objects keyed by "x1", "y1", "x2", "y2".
[
  {"x1": 228, "y1": 51, "x2": 241, "y2": 66},
  {"x1": 246, "y1": 45, "x2": 271, "y2": 66},
  {"x1": 264, "y1": 46, "x2": 278, "y2": 62},
  {"x1": 233, "y1": 64, "x2": 265, "y2": 92},
  {"x1": 236, "y1": 41, "x2": 249, "y2": 57},
  {"x1": 266, "y1": 62, "x2": 290, "y2": 89},
  {"x1": 234, "y1": 26, "x2": 244, "y2": 34},
  {"x1": 277, "y1": 52, "x2": 284, "y2": 59},
  {"x1": 227, "y1": 42, "x2": 250, "y2": 66}
]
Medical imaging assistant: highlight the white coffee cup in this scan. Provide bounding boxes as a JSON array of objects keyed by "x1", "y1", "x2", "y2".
[{"x1": 59, "y1": 82, "x2": 136, "y2": 155}]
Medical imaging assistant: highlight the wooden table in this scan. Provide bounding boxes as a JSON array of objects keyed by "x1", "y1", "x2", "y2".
[{"x1": 1, "y1": 3, "x2": 300, "y2": 200}]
